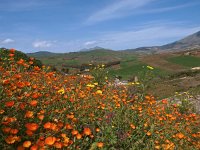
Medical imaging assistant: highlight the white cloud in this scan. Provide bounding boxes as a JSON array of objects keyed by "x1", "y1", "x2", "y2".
[
  {"x1": 95, "y1": 24, "x2": 200, "y2": 49},
  {"x1": 84, "y1": 41, "x2": 97, "y2": 46},
  {"x1": 86, "y1": 0, "x2": 200, "y2": 24},
  {"x1": 86, "y1": 0, "x2": 155, "y2": 24},
  {"x1": 32, "y1": 40, "x2": 55, "y2": 48},
  {"x1": 1, "y1": 38, "x2": 15, "y2": 44}
]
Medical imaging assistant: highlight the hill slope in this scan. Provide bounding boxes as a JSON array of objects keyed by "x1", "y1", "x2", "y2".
[{"x1": 160, "y1": 31, "x2": 200, "y2": 51}]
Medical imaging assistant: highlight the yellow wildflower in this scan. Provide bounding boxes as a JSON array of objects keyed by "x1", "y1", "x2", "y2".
[
  {"x1": 86, "y1": 84, "x2": 95, "y2": 88},
  {"x1": 58, "y1": 88, "x2": 65, "y2": 94},
  {"x1": 135, "y1": 82, "x2": 140, "y2": 85},
  {"x1": 94, "y1": 82, "x2": 98, "y2": 86},
  {"x1": 96, "y1": 90, "x2": 102, "y2": 95},
  {"x1": 147, "y1": 65, "x2": 154, "y2": 70}
]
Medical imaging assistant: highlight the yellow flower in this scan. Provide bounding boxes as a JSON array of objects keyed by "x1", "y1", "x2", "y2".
[
  {"x1": 86, "y1": 84, "x2": 95, "y2": 88},
  {"x1": 147, "y1": 65, "x2": 154, "y2": 70},
  {"x1": 94, "y1": 82, "x2": 98, "y2": 85},
  {"x1": 135, "y1": 82, "x2": 140, "y2": 85},
  {"x1": 58, "y1": 88, "x2": 65, "y2": 94},
  {"x1": 96, "y1": 90, "x2": 102, "y2": 95}
]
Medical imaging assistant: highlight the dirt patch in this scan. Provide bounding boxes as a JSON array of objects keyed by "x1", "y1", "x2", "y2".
[{"x1": 140, "y1": 53, "x2": 186, "y2": 72}]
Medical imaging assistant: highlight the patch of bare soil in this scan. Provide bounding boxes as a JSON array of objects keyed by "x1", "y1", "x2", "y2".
[{"x1": 140, "y1": 53, "x2": 186, "y2": 72}]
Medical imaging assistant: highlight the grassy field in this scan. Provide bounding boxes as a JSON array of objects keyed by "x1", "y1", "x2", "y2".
[
  {"x1": 27, "y1": 49, "x2": 200, "y2": 99},
  {"x1": 167, "y1": 55, "x2": 200, "y2": 68}
]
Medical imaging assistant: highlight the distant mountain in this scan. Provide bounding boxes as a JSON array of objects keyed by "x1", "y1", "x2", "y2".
[
  {"x1": 79, "y1": 46, "x2": 109, "y2": 52},
  {"x1": 160, "y1": 31, "x2": 200, "y2": 51},
  {"x1": 125, "y1": 30, "x2": 200, "y2": 53},
  {"x1": 27, "y1": 31, "x2": 200, "y2": 56},
  {"x1": 27, "y1": 51, "x2": 59, "y2": 57}
]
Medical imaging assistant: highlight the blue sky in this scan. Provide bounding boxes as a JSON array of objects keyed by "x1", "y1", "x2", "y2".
[{"x1": 0, "y1": 0, "x2": 200, "y2": 53}]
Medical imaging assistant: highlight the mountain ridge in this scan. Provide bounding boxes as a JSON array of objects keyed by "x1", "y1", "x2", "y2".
[{"x1": 27, "y1": 30, "x2": 200, "y2": 56}]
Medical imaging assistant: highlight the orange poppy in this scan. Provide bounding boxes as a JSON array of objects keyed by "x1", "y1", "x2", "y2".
[
  {"x1": 130, "y1": 124, "x2": 136, "y2": 129},
  {"x1": 10, "y1": 128, "x2": 19, "y2": 134},
  {"x1": 38, "y1": 115, "x2": 44, "y2": 120},
  {"x1": 26, "y1": 130, "x2": 34, "y2": 136},
  {"x1": 71, "y1": 130, "x2": 78, "y2": 135},
  {"x1": 9, "y1": 53, "x2": 14, "y2": 57},
  {"x1": 9, "y1": 48, "x2": 15, "y2": 53},
  {"x1": 54, "y1": 142, "x2": 63, "y2": 148},
  {"x1": 29, "y1": 100, "x2": 38, "y2": 107},
  {"x1": 96, "y1": 128, "x2": 100, "y2": 132},
  {"x1": 147, "y1": 131, "x2": 151, "y2": 136},
  {"x1": 17, "y1": 145, "x2": 25, "y2": 150},
  {"x1": 97, "y1": 142, "x2": 104, "y2": 148},
  {"x1": 66, "y1": 124, "x2": 73, "y2": 130},
  {"x1": 176, "y1": 133, "x2": 185, "y2": 139},
  {"x1": 44, "y1": 122, "x2": 51, "y2": 129},
  {"x1": 25, "y1": 111, "x2": 34, "y2": 118},
  {"x1": 45, "y1": 136, "x2": 56, "y2": 145},
  {"x1": 5, "y1": 101, "x2": 15, "y2": 107},
  {"x1": 23, "y1": 141, "x2": 32, "y2": 148},
  {"x1": 2, "y1": 127, "x2": 11, "y2": 133},
  {"x1": 83, "y1": 127, "x2": 92, "y2": 136},
  {"x1": 25, "y1": 123, "x2": 39, "y2": 131},
  {"x1": 5, "y1": 135, "x2": 16, "y2": 144},
  {"x1": 30, "y1": 145, "x2": 38, "y2": 150},
  {"x1": 76, "y1": 134, "x2": 82, "y2": 139}
]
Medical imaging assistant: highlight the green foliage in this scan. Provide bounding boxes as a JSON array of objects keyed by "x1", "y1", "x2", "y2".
[
  {"x1": 167, "y1": 55, "x2": 200, "y2": 67},
  {"x1": 0, "y1": 48, "x2": 42, "y2": 68},
  {"x1": 90, "y1": 64, "x2": 108, "y2": 85},
  {"x1": 174, "y1": 92, "x2": 196, "y2": 114}
]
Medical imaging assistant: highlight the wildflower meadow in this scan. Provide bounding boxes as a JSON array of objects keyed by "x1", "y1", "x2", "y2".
[{"x1": 0, "y1": 49, "x2": 200, "y2": 149}]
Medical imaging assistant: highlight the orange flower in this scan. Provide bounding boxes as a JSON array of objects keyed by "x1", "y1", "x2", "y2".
[
  {"x1": 96, "y1": 128, "x2": 100, "y2": 132},
  {"x1": 30, "y1": 145, "x2": 38, "y2": 150},
  {"x1": 10, "y1": 128, "x2": 19, "y2": 134},
  {"x1": 26, "y1": 130, "x2": 34, "y2": 136},
  {"x1": 97, "y1": 142, "x2": 104, "y2": 148},
  {"x1": 9, "y1": 48, "x2": 15, "y2": 53},
  {"x1": 23, "y1": 141, "x2": 32, "y2": 148},
  {"x1": 2, "y1": 79, "x2": 10, "y2": 85},
  {"x1": 17, "y1": 59, "x2": 25, "y2": 65},
  {"x1": 54, "y1": 142, "x2": 63, "y2": 148},
  {"x1": 162, "y1": 99, "x2": 168, "y2": 104},
  {"x1": 25, "y1": 123, "x2": 39, "y2": 131},
  {"x1": 176, "y1": 133, "x2": 185, "y2": 139},
  {"x1": 44, "y1": 122, "x2": 51, "y2": 129},
  {"x1": 38, "y1": 115, "x2": 44, "y2": 120},
  {"x1": 29, "y1": 100, "x2": 38, "y2": 107},
  {"x1": 76, "y1": 134, "x2": 82, "y2": 140},
  {"x1": 83, "y1": 127, "x2": 92, "y2": 136},
  {"x1": 5, "y1": 135, "x2": 16, "y2": 144},
  {"x1": 130, "y1": 124, "x2": 136, "y2": 129},
  {"x1": 17, "y1": 145, "x2": 25, "y2": 150},
  {"x1": 71, "y1": 130, "x2": 78, "y2": 136},
  {"x1": 66, "y1": 124, "x2": 73, "y2": 130},
  {"x1": 45, "y1": 136, "x2": 56, "y2": 145},
  {"x1": 147, "y1": 131, "x2": 151, "y2": 136},
  {"x1": 5, "y1": 101, "x2": 15, "y2": 107},
  {"x1": 9, "y1": 53, "x2": 15, "y2": 57},
  {"x1": 25, "y1": 111, "x2": 34, "y2": 118},
  {"x1": 0, "y1": 109, "x2": 5, "y2": 114},
  {"x1": 2, "y1": 127, "x2": 11, "y2": 133},
  {"x1": 19, "y1": 103, "x2": 26, "y2": 110}
]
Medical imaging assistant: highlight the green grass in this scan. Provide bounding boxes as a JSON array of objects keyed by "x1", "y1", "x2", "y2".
[{"x1": 167, "y1": 55, "x2": 200, "y2": 68}]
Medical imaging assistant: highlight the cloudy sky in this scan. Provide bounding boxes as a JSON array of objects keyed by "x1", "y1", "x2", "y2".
[{"x1": 0, "y1": 0, "x2": 200, "y2": 53}]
